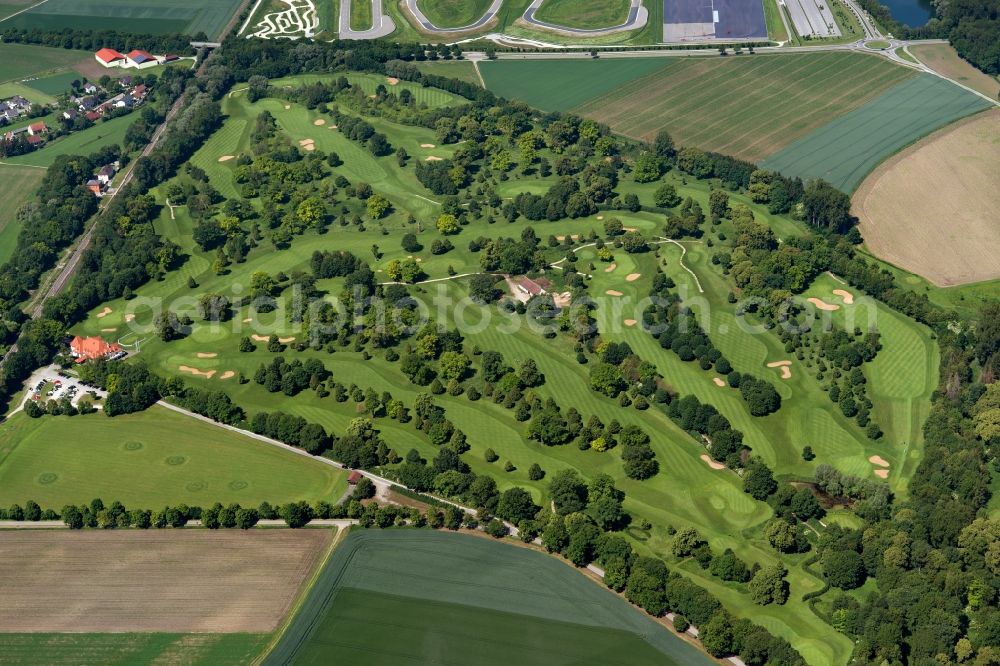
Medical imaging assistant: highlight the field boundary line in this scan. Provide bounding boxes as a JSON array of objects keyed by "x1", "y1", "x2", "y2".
[
  {"x1": 0, "y1": 0, "x2": 50, "y2": 25},
  {"x1": 252, "y1": 525, "x2": 347, "y2": 665},
  {"x1": 0, "y1": 161, "x2": 48, "y2": 170}
]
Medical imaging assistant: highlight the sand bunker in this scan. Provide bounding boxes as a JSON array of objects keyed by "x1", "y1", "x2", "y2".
[
  {"x1": 624, "y1": 226, "x2": 638, "y2": 232},
  {"x1": 596, "y1": 215, "x2": 604, "y2": 220},
  {"x1": 303, "y1": 144, "x2": 315, "y2": 151},
  {"x1": 124, "y1": 314, "x2": 135, "y2": 322},
  {"x1": 217, "y1": 155, "x2": 234, "y2": 162},
  {"x1": 386, "y1": 77, "x2": 399, "y2": 85},
  {"x1": 313, "y1": 118, "x2": 326, "y2": 126},
  {"x1": 283, "y1": 104, "x2": 290, "y2": 110},
  {"x1": 298, "y1": 139, "x2": 314, "y2": 146},
  {"x1": 624, "y1": 319, "x2": 637, "y2": 327},
  {"x1": 833, "y1": 289, "x2": 855, "y2": 304},
  {"x1": 556, "y1": 234, "x2": 580, "y2": 241},
  {"x1": 251, "y1": 335, "x2": 295, "y2": 343},
  {"x1": 424, "y1": 156, "x2": 443, "y2": 162},
  {"x1": 604, "y1": 263, "x2": 617, "y2": 273},
  {"x1": 868, "y1": 455, "x2": 889, "y2": 467},
  {"x1": 420, "y1": 143, "x2": 435, "y2": 148},
  {"x1": 100, "y1": 328, "x2": 117, "y2": 333},
  {"x1": 95, "y1": 307, "x2": 112, "y2": 318},
  {"x1": 766, "y1": 360, "x2": 792, "y2": 380},
  {"x1": 553, "y1": 292, "x2": 572, "y2": 308},
  {"x1": 196, "y1": 352, "x2": 217, "y2": 359},
  {"x1": 713, "y1": 377, "x2": 726, "y2": 387},
  {"x1": 179, "y1": 366, "x2": 216, "y2": 379},
  {"x1": 219, "y1": 370, "x2": 236, "y2": 380},
  {"x1": 700, "y1": 454, "x2": 727, "y2": 470},
  {"x1": 606, "y1": 290, "x2": 623, "y2": 297},
  {"x1": 242, "y1": 318, "x2": 252, "y2": 323},
  {"x1": 807, "y1": 297, "x2": 840, "y2": 311},
  {"x1": 874, "y1": 469, "x2": 889, "y2": 479},
  {"x1": 625, "y1": 273, "x2": 641, "y2": 282}
]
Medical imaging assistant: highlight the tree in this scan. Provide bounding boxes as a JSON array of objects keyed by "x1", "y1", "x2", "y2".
[
  {"x1": 633, "y1": 151, "x2": 663, "y2": 183},
  {"x1": 401, "y1": 232, "x2": 422, "y2": 252},
  {"x1": 197, "y1": 293, "x2": 230, "y2": 321},
  {"x1": 823, "y1": 550, "x2": 866, "y2": 589},
  {"x1": 654, "y1": 183, "x2": 681, "y2": 208},
  {"x1": 496, "y1": 487, "x2": 539, "y2": 523},
  {"x1": 527, "y1": 408, "x2": 570, "y2": 446},
  {"x1": 366, "y1": 193, "x2": 390, "y2": 219},
  {"x1": 743, "y1": 457, "x2": 777, "y2": 499},
  {"x1": 280, "y1": 501, "x2": 312, "y2": 528},
  {"x1": 438, "y1": 351, "x2": 470, "y2": 381},
  {"x1": 802, "y1": 179, "x2": 852, "y2": 233},
  {"x1": 625, "y1": 569, "x2": 668, "y2": 615},
  {"x1": 671, "y1": 527, "x2": 706, "y2": 557},
  {"x1": 748, "y1": 564, "x2": 788, "y2": 605},
  {"x1": 528, "y1": 463, "x2": 545, "y2": 480},
  {"x1": 764, "y1": 518, "x2": 797, "y2": 552},
  {"x1": 549, "y1": 469, "x2": 588, "y2": 515},
  {"x1": 469, "y1": 273, "x2": 501, "y2": 303},
  {"x1": 653, "y1": 129, "x2": 675, "y2": 160},
  {"x1": 296, "y1": 196, "x2": 326, "y2": 227},
  {"x1": 436, "y1": 214, "x2": 460, "y2": 234}
]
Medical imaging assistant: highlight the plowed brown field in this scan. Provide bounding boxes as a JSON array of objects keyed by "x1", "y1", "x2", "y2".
[{"x1": 0, "y1": 529, "x2": 332, "y2": 632}]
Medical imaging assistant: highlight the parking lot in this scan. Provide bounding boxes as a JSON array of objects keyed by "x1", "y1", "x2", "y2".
[{"x1": 21, "y1": 364, "x2": 108, "y2": 410}]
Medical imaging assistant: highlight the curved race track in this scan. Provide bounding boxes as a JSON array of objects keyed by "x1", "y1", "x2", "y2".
[
  {"x1": 405, "y1": 0, "x2": 504, "y2": 33},
  {"x1": 339, "y1": 0, "x2": 396, "y2": 39},
  {"x1": 522, "y1": 0, "x2": 648, "y2": 35}
]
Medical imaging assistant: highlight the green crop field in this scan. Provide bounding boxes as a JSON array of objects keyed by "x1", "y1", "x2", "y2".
[
  {"x1": 0, "y1": 165, "x2": 45, "y2": 265},
  {"x1": 0, "y1": 405, "x2": 347, "y2": 508},
  {"x1": 416, "y1": 0, "x2": 494, "y2": 28},
  {"x1": 481, "y1": 52, "x2": 917, "y2": 164},
  {"x1": 0, "y1": 633, "x2": 266, "y2": 666},
  {"x1": 6, "y1": 114, "x2": 134, "y2": 168},
  {"x1": 761, "y1": 73, "x2": 995, "y2": 191},
  {"x1": 533, "y1": 0, "x2": 633, "y2": 29},
  {"x1": 0, "y1": 0, "x2": 35, "y2": 21},
  {"x1": 264, "y1": 529, "x2": 712, "y2": 665},
  {"x1": 22, "y1": 71, "x2": 79, "y2": 97},
  {"x1": 4, "y1": 0, "x2": 244, "y2": 38},
  {"x1": 0, "y1": 43, "x2": 89, "y2": 83}
]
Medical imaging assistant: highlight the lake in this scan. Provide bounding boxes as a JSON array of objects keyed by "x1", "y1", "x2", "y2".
[{"x1": 878, "y1": 0, "x2": 935, "y2": 27}]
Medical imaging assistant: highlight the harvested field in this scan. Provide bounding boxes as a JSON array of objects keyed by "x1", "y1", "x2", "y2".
[
  {"x1": 910, "y1": 43, "x2": 1000, "y2": 100},
  {"x1": 482, "y1": 53, "x2": 916, "y2": 163},
  {"x1": 854, "y1": 109, "x2": 1000, "y2": 286},
  {"x1": 0, "y1": 530, "x2": 332, "y2": 632}
]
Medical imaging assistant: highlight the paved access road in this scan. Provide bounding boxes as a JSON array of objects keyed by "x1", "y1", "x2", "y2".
[{"x1": 338, "y1": 0, "x2": 396, "y2": 39}]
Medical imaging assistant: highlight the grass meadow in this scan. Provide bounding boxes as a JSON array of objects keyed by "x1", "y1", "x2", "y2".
[
  {"x1": 3, "y1": 0, "x2": 244, "y2": 38},
  {"x1": 413, "y1": 59, "x2": 483, "y2": 86},
  {"x1": 0, "y1": 405, "x2": 348, "y2": 508},
  {"x1": 6, "y1": 114, "x2": 134, "y2": 168},
  {"x1": 532, "y1": 0, "x2": 633, "y2": 29},
  {"x1": 416, "y1": 0, "x2": 494, "y2": 28},
  {"x1": 0, "y1": 633, "x2": 267, "y2": 665},
  {"x1": 265, "y1": 529, "x2": 712, "y2": 665},
  {"x1": 0, "y1": 43, "x2": 90, "y2": 83},
  {"x1": 0, "y1": 164, "x2": 45, "y2": 265},
  {"x1": 481, "y1": 52, "x2": 915, "y2": 163},
  {"x1": 350, "y1": 0, "x2": 373, "y2": 31},
  {"x1": 22, "y1": 71, "x2": 80, "y2": 97},
  {"x1": 58, "y1": 80, "x2": 946, "y2": 664}
]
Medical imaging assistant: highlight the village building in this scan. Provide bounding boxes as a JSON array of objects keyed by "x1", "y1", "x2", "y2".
[
  {"x1": 125, "y1": 49, "x2": 158, "y2": 69},
  {"x1": 82, "y1": 82, "x2": 99, "y2": 95},
  {"x1": 27, "y1": 121, "x2": 47, "y2": 136},
  {"x1": 95, "y1": 48, "x2": 125, "y2": 67},
  {"x1": 69, "y1": 335, "x2": 123, "y2": 361},
  {"x1": 63, "y1": 108, "x2": 78, "y2": 121}
]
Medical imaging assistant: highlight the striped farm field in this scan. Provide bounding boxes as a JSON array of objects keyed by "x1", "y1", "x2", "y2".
[
  {"x1": 2, "y1": 0, "x2": 244, "y2": 38},
  {"x1": 481, "y1": 52, "x2": 916, "y2": 163},
  {"x1": 761, "y1": 73, "x2": 993, "y2": 191},
  {"x1": 263, "y1": 530, "x2": 712, "y2": 665}
]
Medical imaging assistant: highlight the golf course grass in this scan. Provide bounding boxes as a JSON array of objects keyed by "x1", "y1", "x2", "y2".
[
  {"x1": 416, "y1": 0, "x2": 494, "y2": 28},
  {"x1": 56, "y1": 76, "x2": 947, "y2": 664},
  {"x1": 532, "y1": 0, "x2": 633, "y2": 29},
  {"x1": 264, "y1": 529, "x2": 712, "y2": 665},
  {"x1": 0, "y1": 405, "x2": 347, "y2": 508},
  {"x1": 481, "y1": 52, "x2": 917, "y2": 164}
]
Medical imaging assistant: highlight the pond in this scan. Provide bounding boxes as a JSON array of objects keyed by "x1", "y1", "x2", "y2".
[{"x1": 878, "y1": 0, "x2": 935, "y2": 27}]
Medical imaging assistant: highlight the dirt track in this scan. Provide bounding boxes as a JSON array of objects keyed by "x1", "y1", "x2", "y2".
[
  {"x1": 854, "y1": 109, "x2": 1000, "y2": 287},
  {"x1": 0, "y1": 530, "x2": 331, "y2": 632}
]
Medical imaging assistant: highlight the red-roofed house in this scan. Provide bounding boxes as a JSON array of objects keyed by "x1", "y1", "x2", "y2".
[
  {"x1": 86, "y1": 180, "x2": 102, "y2": 196},
  {"x1": 26, "y1": 134, "x2": 43, "y2": 146},
  {"x1": 85, "y1": 111, "x2": 101, "y2": 122},
  {"x1": 95, "y1": 48, "x2": 125, "y2": 67},
  {"x1": 347, "y1": 470, "x2": 363, "y2": 485},
  {"x1": 70, "y1": 335, "x2": 122, "y2": 361},
  {"x1": 125, "y1": 49, "x2": 158, "y2": 69},
  {"x1": 27, "y1": 121, "x2": 47, "y2": 136}
]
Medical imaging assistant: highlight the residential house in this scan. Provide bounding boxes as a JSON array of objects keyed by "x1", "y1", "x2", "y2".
[
  {"x1": 27, "y1": 121, "x2": 47, "y2": 136},
  {"x1": 3, "y1": 126, "x2": 28, "y2": 141},
  {"x1": 118, "y1": 75, "x2": 133, "y2": 88},
  {"x1": 97, "y1": 164, "x2": 115, "y2": 185},
  {"x1": 86, "y1": 180, "x2": 103, "y2": 196},
  {"x1": 26, "y1": 134, "x2": 43, "y2": 147},
  {"x1": 63, "y1": 108, "x2": 78, "y2": 121},
  {"x1": 78, "y1": 96, "x2": 98, "y2": 112},
  {"x1": 132, "y1": 84, "x2": 147, "y2": 99},
  {"x1": 95, "y1": 48, "x2": 125, "y2": 68},
  {"x1": 69, "y1": 335, "x2": 122, "y2": 361},
  {"x1": 85, "y1": 111, "x2": 101, "y2": 122},
  {"x1": 125, "y1": 49, "x2": 158, "y2": 69},
  {"x1": 82, "y1": 82, "x2": 98, "y2": 95}
]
